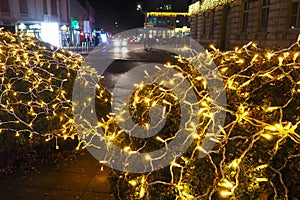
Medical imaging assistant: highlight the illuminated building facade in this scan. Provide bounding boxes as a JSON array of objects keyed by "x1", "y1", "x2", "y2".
[
  {"x1": 0, "y1": 0, "x2": 95, "y2": 47},
  {"x1": 143, "y1": 0, "x2": 191, "y2": 43},
  {"x1": 189, "y1": 0, "x2": 300, "y2": 50}
]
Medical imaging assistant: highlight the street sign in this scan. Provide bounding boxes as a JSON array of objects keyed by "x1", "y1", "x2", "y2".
[
  {"x1": 144, "y1": 22, "x2": 154, "y2": 27},
  {"x1": 84, "y1": 21, "x2": 90, "y2": 33},
  {"x1": 71, "y1": 20, "x2": 79, "y2": 29}
]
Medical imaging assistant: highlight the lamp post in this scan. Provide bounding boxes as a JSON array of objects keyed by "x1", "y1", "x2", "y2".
[
  {"x1": 137, "y1": 4, "x2": 147, "y2": 27},
  {"x1": 137, "y1": 4, "x2": 149, "y2": 49}
]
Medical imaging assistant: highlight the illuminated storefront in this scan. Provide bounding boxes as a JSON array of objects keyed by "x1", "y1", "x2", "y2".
[{"x1": 16, "y1": 21, "x2": 70, "y2": 47}]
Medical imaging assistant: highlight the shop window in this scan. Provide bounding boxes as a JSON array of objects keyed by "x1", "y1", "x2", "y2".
[
  {"x1": 260, "y1": 0, "x2": 270, "y2": 32},
  {"x1": 291, "y1": 0, "x2": 300, "y2": 29}
]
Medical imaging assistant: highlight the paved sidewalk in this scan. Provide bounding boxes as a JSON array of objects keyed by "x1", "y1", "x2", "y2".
[{"x1": 0, "y1": 150, "x2": 115, "y2": 200}]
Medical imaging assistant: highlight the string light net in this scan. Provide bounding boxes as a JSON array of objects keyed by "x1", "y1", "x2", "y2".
[
  {"x1": 0, "y1": 30, "x2": 299, "y2": 199},
  {"x1": 0, "y1": 30, "x2": 81, "y2": 147},
  {"x1": 109, "y1": 41, "x2": 300, "y2": 199}
]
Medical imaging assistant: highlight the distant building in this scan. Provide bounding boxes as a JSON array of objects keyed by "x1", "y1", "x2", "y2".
[
  {"x1": 146, "y1": 0, "x2": 191, "y2": 12},
  {"x1": 189, "y1": 0, "x2": 300, "y2": 50},
  {"x1": 69, "y1": 0, "x2": 95, "y2": 46},
  {"x1": 0, "y1": 0, "x2": 95, "y2": 47},
  {"x1": 143, "y1": 0, "x2": 191, "y2": 43}
]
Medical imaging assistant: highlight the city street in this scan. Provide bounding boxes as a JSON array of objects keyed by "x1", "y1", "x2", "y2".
[{"x1": 84, "y1": 42, "x2": 186, "y2": 114}]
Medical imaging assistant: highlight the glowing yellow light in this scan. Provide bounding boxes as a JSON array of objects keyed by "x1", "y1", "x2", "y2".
[
  {"x1": 261, "y1": 133, "x2": 272, "y2": 140},
  {"x1": 139, "y1": 187, "x2": 146, "y2": 198},
  {"x1": 189, "y1": 0, "x2": 235, "y2": 14},
  {"x1": 134, "y1": 96, "x2": 139, "y2": 102},
  {"x1": 266, "y1": 52, "x2": 274, "y2": 60},
  {"x1": 218, "y1": 179, "x2": 234, "y2": 189},
  {"x1": 201, "y1": 101, "x2": 208, "y2": 107},
  {"x1": 123, "y1": 146, "x2": 131, "y2": 152},
  {"x1": 144, "y1": 98, "x2": 151, "y2": 104},
  {"x1": 265, "y1": 125, "x2": 277, "y2": 132},
  {"x1": 220, "y1": 190, "x2": 233, "y2": 198},
  {"x1": 129, "y1": 180, "x2": 137, "y2": 186},
  {"x1": 189, "y1": 1, "x2": 201, "y2": 15},
  {"x1": 141, "y1": 176, "x2": 146, "y2": 184},
  {"x1": 230, "y1": 159, "x2": 240, "y2": 168},
  {"x1": 237, "y1": 59, "x2": 244, "y2": 64},
  {"x1": 107, "y1": 135, "x2": 116, "y2": 140},
  {"x1": 278, "y1": 57, "x2": 284, "y2": 66},
  {"x1": 255, "y1": 164, "x2": 268, "y2": 170},
  {"x1": 146, "y1": 12, "x2": 190, "y2": 18},
  {"x1": 266, "y1": 107, "x2": 278, "y2": 112},
  {"x1": 251, "y1": 54, "x2": 259, "y2": 62},
  {"x1": 220, "y1": 67, "x2": 228, "y2": 73},
  {"x1": 256, "y1": 178, "x2": 268, "y2": 182},
  {"x1": 151, "y1": 101, "x2": 157, "y2": 107},
  {"x1": 156, "y1": 136, "x2": 165, "y2": 142},
  {"x1": 145, "y1": 123, "x2": 150, "y2": 129},
  {"x1": 144, "y1": 154, "x2": 151, "y2": 160},
  {"x1": 293, "y1": 52, "x2": 299, "y2": 61}
]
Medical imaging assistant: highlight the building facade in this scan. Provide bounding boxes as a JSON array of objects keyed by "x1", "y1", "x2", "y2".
[
  {"x1": 142, "y1": 0, "x2": 191, "y2": 43},
  {"x1": 0, "y1": 0, "x2": 95, "y2": 47},
  {"x1": 69, "y1": 0, "x2": 95, "y2": 46},
  {"x1": 189, "y1": 0, "x2": 300, "y2": 50}
]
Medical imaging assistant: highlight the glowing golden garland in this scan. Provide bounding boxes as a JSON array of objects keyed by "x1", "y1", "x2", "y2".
[
  {"x1": 189, "y1": 0, "x2": 236, "y2": 14},
  {"x1": 110, "y1": 41, "x2": 300, "y2": 199},
  {"x1": 0, "y1": 30, "x2": 299, "y2": 199},
  {"x1": 146, "y1": 12, "x2": 190, "y2": 18},
  {"x1": 0, "y1": 30, "x2": 82, "y2": 148}
]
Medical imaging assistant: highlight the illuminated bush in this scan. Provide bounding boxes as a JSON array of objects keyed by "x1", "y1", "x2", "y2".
[
  {"x1": 0, "y1": 30, "x2": 299, "y2": 199},
  {"x1": 0, "y1": 30, "x2": 82, "y2": 143},
  {"x1": 110, "y1": 42, "x2": 300, "y2": 199}
]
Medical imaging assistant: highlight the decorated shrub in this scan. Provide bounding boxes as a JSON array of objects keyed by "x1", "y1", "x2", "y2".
[
  {"x1": 108, "y1": 41, "x2": 300, "y2": 199},
  {"x1": 0, "y1": 30, "x2": 299, "y2": 199},
  {"x1": 0, "y1": 30, "x2": 82, "y2": 172}
]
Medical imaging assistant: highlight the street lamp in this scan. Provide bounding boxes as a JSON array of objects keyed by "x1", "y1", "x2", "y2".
[
  {"x1": 136, "y1": 3, "x2": 147, "y2": 26},
  {"x1": 137, "y1": 3, "x2": 149, "y2": 50}
]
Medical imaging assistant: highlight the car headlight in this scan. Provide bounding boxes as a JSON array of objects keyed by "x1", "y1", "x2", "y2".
[
  {"x1": 121, "y1": 40, "x2": 127, "y2": 46},
  {"x1": 113, "y1": 40, "x2": 121, "y2": 46}
]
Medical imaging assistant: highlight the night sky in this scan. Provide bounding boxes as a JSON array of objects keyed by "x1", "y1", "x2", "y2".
[{"x1": 88, "y1": 0, "x2": 146, "y2": 33}]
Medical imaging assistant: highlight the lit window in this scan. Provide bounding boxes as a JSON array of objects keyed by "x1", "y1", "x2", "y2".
[
  {"x1": 291, "y1": 0, "x2": 300, "y2": 29},
  {"x1": 164, "y1": 4, "x2": 172, "y2": 11}
]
